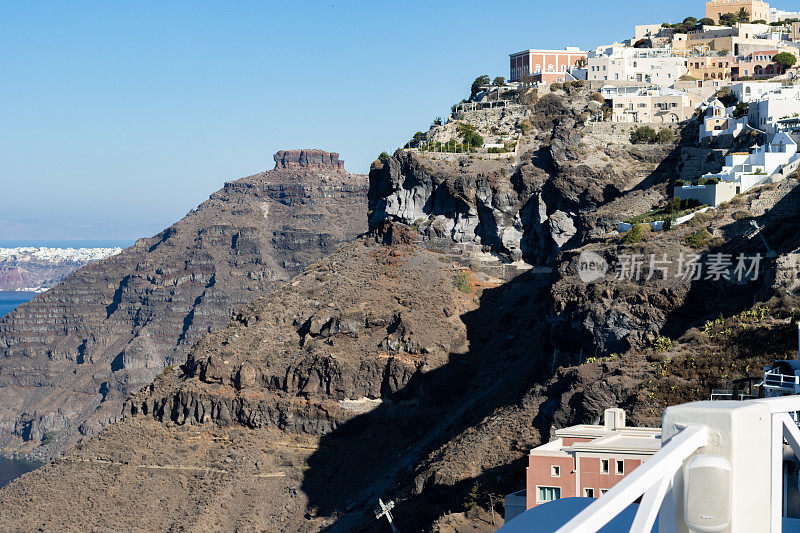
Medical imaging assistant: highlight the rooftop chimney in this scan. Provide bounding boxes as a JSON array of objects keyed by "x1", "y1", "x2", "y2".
[{"x1": 604, "y1": 408, "x2": 626, "y2": 431}]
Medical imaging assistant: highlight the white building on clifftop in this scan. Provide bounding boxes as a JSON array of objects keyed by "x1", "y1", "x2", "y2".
[{"x1": 587, "y1": 45, "x2": 688, "y2": 86}]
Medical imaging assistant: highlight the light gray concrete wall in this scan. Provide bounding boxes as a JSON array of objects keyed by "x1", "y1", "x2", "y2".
[{"x1": 674, "y1": 182, "x2": 737, "y2": 206}]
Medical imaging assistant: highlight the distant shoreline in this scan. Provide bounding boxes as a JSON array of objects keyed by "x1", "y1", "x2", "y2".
[{"x1": 0, "y1": 239, "x2": 134, "y2": 249}]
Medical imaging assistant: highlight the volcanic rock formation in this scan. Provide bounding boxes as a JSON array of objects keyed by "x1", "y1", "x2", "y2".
[
  {"x1": 3, "y1": 88, "x2": 800, "y2": 532},
  {"x1": 0, "y1": 151, "x2": 367, "y2": 459},
  {"x1": 274, "y1": 149, "x2": 345, "y2": 171}
]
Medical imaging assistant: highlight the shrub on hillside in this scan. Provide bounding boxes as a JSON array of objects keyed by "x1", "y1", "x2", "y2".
[
  {"x1": 732, "y1": 210, "x2": 754, "y2": 221},
  {"x1": 453, "y1": 272, "x2": 472, "y2": 293},
  {"x1": 623, "y1": 223, "x2": 651, "y2": 245},
  {"x1": 687, "y1": 212, "x2": 709, "y2": 227},
  {"x1": 630, "y1": 126, "x2": 658, "y2": 144},
  {"x1": 657, "y1": 128, "x2": 674, "y2": 143},
  {"x1": 550, "y1": 82, "x2": 564, "y2": 92},
  {"x1": 685, "y1": 229, "x2": 712, "y2": 248},
  {"x1": 590, "y1": 92, "x2": 606, "y2": 104},
  {"x1": 457, "y1": 123, "x2": 483, "y2": 148}
]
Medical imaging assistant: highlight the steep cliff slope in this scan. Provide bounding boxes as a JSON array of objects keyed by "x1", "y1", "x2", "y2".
[
  {"x1": 2, "y1": 87, "x2": 800, "y2": 532},
  {"x1": 0, "y1": 150, "x2": 367, "y2": 459}
]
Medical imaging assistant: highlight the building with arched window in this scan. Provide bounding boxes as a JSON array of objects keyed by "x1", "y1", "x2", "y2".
[{"x1": 508, "y1": 47, "x2": 587, "y2": 83}]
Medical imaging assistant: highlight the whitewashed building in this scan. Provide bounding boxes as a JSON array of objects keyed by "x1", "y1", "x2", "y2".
[
  {"x1": 731, "y1": 81, "x2": 784, "y2": 103},
  {"x1": 770, "y1": 7, "x2": 800, "y2": 23},
  {"x1": 748, "y1": 84, "x2": 800, "y2": 134},
  {"x1": 699, "y1": 98, "x2": 747, "y2": 139},
  {"x1": 705, "y1": 131, "x2": 798, "y2": 192},
  {"x1": 587, "y1": 45, "x2": 688, "y2": 86}
]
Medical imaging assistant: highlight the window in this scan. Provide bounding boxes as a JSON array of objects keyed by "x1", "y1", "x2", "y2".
[
  {"x1": 551, "y1": 465, "x2": 561, "y2": 477},
  {"x1": 601, "y1": 459, "x2": 609, "y2": 473},
  {"x1": 584, "y1": 488, "x2": 595, "y2": 498},
  {"x1": 538, "y1": 486, "x2": 561, "y2": 502},
  {"x1": 616, "y1": 460, "x2": 624, "y2": 475}
]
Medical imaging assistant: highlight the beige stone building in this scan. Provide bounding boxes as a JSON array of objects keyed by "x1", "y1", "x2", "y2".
[
  {"x1": 610, "y1": 87, "x2": 695, "y2": 123},
  {"x1": 706, "y1": 0, "x2": 771, "y2": 23}
]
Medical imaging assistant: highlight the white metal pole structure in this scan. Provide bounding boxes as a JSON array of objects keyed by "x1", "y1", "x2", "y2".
[
  {"x1": 551, "y1": 398, "x2": 800, "y2": 533},
  {"x1": 374, "y1": 498, "x2": 399, "y2": 533}
]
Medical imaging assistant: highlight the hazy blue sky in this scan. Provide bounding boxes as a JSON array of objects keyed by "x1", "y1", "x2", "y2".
[{"x1": 1, "y1": 0, "x2": 701, "y2": 242}]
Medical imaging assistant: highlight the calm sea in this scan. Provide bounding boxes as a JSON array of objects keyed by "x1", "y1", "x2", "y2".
[
  {"x1": 0, "y1": 291, "x2": 37, "y2": 319},
  {"x1": 0, "y1": 457, "x2": 41, "y2": 489}
]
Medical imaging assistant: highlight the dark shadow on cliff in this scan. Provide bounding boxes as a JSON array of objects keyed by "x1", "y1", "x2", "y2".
[
  {"x1": 659, "y1": 180, "x2": 800, "y2": 340},
  {"x1": 301, "y1": 269, "x2": 564, "y2": 532}
]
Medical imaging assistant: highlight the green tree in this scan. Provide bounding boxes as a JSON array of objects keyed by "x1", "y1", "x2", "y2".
[
  {"x1": 699, "y1": 17, "x2": 715, "y2": 25},
  {"x1": 774, "y1": 52, "x2": 797, "y2": 70},
  {"x1": 683, "y1": 16, "x2": 698, "y2": 26},
  {"x1": 433, "y1": 117, "x2": 442, "y2": 126},
  {"x1": 737, "y1": 7, "x2": 750, "y2": 22},
  {"x1": 630, "y1": 125, "x2": 658, "y2": 144},
  {"x1": 458, "y1": 124, "x2": 484, "y2": 148},
  {"x1": 657, "y1": 128, "x2": 674, "y2": 143},
  {"x1": 492, "y1": 76, "x2": 505, "y2": 86},
  {"x1": 470, "y1": 75, "x2": 490, "y2": 99},
  {"x1": 719, "y1": 12, "x2": 739, "y2": 26},
  {"x1": 733, "y1": 101, "x2": 749, "y2": 118}
]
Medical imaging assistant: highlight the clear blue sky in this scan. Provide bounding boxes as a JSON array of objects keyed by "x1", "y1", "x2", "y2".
[{"x1": 1, "y1": 0, "x2": 701, "y2": 242}]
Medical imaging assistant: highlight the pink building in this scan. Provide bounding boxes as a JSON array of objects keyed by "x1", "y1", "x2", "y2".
[
  {"x1": 509, "y1": 47, "x2": 588, "y2": 83},
  {"x1": 525, "y1": 408, "x2": 661, "y2": 509},
  {"x1": 734, "y1": 49, "x2": 783, "y2": 79}
]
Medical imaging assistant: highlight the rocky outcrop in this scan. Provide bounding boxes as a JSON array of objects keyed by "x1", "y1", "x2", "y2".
[
  {"x1": 0, "y1": 151, "x2": 367, "y2": 459},
  {"x1": 273, "y1": 149, "x2": 345, "y2": 171},
  {"x1": 368, "y1": 97, "x2": 671, "y2": 265},
  {"x1": 126, "y1": 239, "x2": 463, "y2": 435}
]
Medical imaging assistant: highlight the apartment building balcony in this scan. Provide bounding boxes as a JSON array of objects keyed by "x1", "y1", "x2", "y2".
[{"x1": 762, "y1": 369, "x2": 800, "y2": 395}]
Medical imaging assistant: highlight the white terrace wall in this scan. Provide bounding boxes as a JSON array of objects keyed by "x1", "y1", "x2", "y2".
[{"x1": 674, "y1": 181, "x2": 738, "y2": 206}]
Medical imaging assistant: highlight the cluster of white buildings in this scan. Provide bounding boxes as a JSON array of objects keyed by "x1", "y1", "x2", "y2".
[
  {"x1": 0, "y1": 247, "x2": 122, "y2": 264},
  {"x1": 504, "y1": 1, "x2": 800, "y2": 208},
  {"x1": 586, "y1": 46, "x2": 688, "y2": 86}
]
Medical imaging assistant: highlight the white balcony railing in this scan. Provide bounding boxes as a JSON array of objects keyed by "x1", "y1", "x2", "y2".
[
  {"x1": 763, "y1": 371, "x2": 800, "y2": 391},
  {"x1": 552, "y1": 396, "x2": 800, "y2": 532}
]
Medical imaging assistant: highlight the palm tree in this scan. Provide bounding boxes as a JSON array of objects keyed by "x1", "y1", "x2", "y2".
[{"x1": 737, "y1": 7, "x2": 750, "y2": 23}]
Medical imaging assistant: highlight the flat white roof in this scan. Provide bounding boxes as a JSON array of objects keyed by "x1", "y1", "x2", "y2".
[
  {"x1": 571, "y1": 433, "x2": 662, "y2": 454},
  {"x1": 509, "y1": 48, "x2": 588, "y2": 57}
]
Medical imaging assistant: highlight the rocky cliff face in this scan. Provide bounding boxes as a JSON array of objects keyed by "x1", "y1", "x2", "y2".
[
  {"x1": 368, "y1": 93, "x2": 676, "y2": 265},
  {"x1": 0, "y1": 151, "x2": 367, "y2": 459},
  {"x1": 3, "y1": 87, "x2": 799, "y2": 532},
  {"x1": 274, "y1": 149, "x2": 345, "y2": 171}
]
